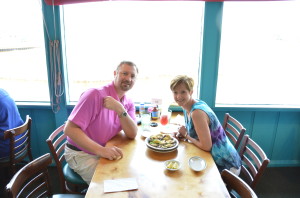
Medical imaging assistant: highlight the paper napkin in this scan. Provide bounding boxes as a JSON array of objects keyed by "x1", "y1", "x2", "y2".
[{"x1": 104, "y1": 178, "x2": 138, "y2": 193}]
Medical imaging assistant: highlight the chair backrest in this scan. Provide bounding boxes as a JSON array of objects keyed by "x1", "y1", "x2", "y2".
[
  {"x1": 239, "y1": 135, "x2": 270, "y2": 190},
  {"x1": 221, "y1": 169, "x2": 257, "y2": 198},
  {"x1": 46, "y1": 124, "x2": 67, "y2": 193},
  {"x1": 6, "y1": 153, "x2": 53, "y2": 198},
  {"x1": 46, "y1": 124, "x2": 87, "y2": 194},
  {"x1": 2, "y1": 115, "x2": 33, "y2": 173},
  {"x1": 222, "y1": 113, "x2": 246, "y2": 149}
]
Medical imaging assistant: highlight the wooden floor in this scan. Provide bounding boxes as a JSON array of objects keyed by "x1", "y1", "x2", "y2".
[{"x1": 1, "y1": 166, "x2": 300, "y2": 197}]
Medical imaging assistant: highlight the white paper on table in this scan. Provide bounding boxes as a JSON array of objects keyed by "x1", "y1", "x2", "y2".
[
  {"x1": 103, "y1": 178, "x2": 138, "y2": 193},
  {"x1": 160, "y1": 124, "x2": 179, "y2": 133},
  {"x1": 170, "y1": 114, "x2": 185, "y2": 125}
]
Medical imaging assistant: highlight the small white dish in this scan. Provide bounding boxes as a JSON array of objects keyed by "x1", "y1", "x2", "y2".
[
  {"x1": 164, "y1": 160, "x2": 181, "y2": 171},
  {"x1": 140, "y1": 129, "x2": 152, "y2": 138},
  {"x1": 140, "y1": 127, "x2": 160, "y2": 138},
  {"x1": 189, "y1": 156, "x2": 207, "y2": 171}
]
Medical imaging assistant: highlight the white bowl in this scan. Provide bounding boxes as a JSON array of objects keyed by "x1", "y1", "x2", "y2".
[
  {"x1": 188, "y1": 156, "x2": 207, "y2": 171},
  {"x1": 164, "y1": 160, "x2": 181, "y2": 171}
]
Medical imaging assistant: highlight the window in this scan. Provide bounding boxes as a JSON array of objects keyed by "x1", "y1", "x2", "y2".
[
  {"x1": 216, "y1": 1, "x2": 300, "y2": 107},
  {"x1": 0, "y1": 0, "x2": 49, "y2": 102},
  {"x1": 62, "y1": 1, "x2": 203, "y2": 105}
]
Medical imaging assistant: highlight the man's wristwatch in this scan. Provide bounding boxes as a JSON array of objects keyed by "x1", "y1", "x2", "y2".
[{"x1": 119, "y1": 111, "x2": 128, "y2": 118}]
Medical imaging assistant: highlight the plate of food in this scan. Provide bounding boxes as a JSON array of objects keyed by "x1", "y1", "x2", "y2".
[
  {"x1": 188, "y1": 156, "x2": 207, "y2": 171},
  {"x1": 145, "y1": 134, "x2": 179, "y2": 152}
]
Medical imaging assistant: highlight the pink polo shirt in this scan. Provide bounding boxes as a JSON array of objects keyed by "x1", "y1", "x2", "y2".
[{"x1": 67, "y1": 81, "x2": 136, "y2": 155}]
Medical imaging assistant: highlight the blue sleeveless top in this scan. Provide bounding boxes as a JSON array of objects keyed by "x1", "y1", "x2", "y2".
[{"x1": 184, "y1": 99, "x2": 241, "y2": 171}]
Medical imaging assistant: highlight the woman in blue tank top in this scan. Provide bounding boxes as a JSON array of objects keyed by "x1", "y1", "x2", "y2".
[{"x1": 170, "y1": 75, "x2": 241, "y2": 174}]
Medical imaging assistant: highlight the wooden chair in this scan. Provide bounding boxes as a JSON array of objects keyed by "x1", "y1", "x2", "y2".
[
  {"x1": 6, "y1": 153, "x2": 84, "y2": 198},
  {"x1": 238, "y1": 135, "x2": 270, "y2": 190},
  {"x1": 221, "y1": 169, "x2": 257, "y2": 198},
  {"x1": 0, "y1": 115, "x2": 33, "y2": 176},
  {"x1": 222, "y1": 113, "x2": 246, "y2": 150},
  {"x1": 46, "y1": 124, "x2": 88, "y2": 194}
]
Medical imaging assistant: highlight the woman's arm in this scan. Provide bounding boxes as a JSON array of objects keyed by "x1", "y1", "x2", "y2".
[{"x1": 186, "y1": 110, "x2": 212, "y2": 152}]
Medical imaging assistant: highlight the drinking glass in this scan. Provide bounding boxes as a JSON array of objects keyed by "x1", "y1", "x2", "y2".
[
  {"x1": 141, "y1": 113, "x2": 151, "y2": 131},
  {"x1": 160, "y1": 109, "x2": 172, "y2": 131}
]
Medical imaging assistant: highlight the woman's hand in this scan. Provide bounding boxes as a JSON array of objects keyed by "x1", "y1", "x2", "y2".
[{"x1": 175, "y1": 125, "x2": 187, "y2": 140}]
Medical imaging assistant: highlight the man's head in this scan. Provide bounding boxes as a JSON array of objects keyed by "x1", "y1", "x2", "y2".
[{"x1": 114, "y1": 61, "x2": 138, "y2": 92}]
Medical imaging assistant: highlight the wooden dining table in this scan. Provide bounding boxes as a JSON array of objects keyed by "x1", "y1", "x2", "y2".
[{"x1": 85, "y1": 114, "x2": 230, "y2": 198}]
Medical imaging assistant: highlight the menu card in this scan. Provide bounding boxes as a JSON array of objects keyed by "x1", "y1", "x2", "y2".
[{"x1": 104, "y1": 177, "x2": 138, "y2": 193}]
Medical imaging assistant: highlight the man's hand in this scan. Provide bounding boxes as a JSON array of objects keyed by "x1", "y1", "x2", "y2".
[
  {"x1": 99, "y1": 145, "x2": 123, "y2": 161},
  {"x1": 103, "y1": 96, "x2": 124, "y2": 114}
]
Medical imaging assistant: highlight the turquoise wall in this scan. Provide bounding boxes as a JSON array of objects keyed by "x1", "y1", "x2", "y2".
[{"x1": 17, "y1": 2, "x2": 300, "y2": 167}]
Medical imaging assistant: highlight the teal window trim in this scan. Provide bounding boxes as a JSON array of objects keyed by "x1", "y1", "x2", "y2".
[
  {"x1": 200, "y1": 2, "x2": 223, "y2": 108},
  {"x1": 213, "y1": 105, "x2": 300, "y2": 112},
  {"x1": 16, "y1": 102, "x2": 52, "y2": 109},
  {"x1": 41, "y1": 2, "x2": 69, "y2": 126}
]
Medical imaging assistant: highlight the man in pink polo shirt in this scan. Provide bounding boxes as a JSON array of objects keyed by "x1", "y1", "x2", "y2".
[{"x1": 64, "y1": 61, "x2": 139, "y2": 184}]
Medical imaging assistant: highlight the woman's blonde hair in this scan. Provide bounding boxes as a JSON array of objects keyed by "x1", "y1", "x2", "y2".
[{"x1": 170, "y1": 75, "x2": 194, "y2": 92}]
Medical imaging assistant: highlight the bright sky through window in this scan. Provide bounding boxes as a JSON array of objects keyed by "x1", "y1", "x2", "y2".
[
  {"x1": 0, "y1": 0, "x2": 49, "y2": 102},
  {"x1": 62, "y1": 1, "x2": 203, "y2": 105},
  {"x1": 217, "y1": 1, "x2": 300, "y2": 107}
]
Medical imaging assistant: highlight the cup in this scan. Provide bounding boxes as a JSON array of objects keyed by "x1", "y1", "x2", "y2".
[
  {"x1": 160, "y1": 109, "x2": 172, "y2": 126},
  {"x1": 141, "y1": 113, "x2": 151, "y2": 131},
  {"x1": 160, "y1": 109, "x2": 172, "y2": 134}
]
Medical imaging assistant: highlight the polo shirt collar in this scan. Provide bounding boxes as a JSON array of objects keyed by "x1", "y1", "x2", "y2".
[{"x1": 108, "y1": 81, "x2": 127, "y2": 104}]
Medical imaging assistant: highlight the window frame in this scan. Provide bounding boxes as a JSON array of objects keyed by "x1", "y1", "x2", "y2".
[{"x1": 10, "y1": 1, "x2": 300, "y2": 112}]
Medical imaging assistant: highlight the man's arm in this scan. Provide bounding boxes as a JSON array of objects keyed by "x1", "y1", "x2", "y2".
[
  {"x1": 64, "y1": 120, "x2": 123, "y2": 160},
  {"x1": 103, "y1": 96, "x2": 138, "y2": 139},
  {"x1": 118, "y1": 109, "x2": 138, "y2": 139}
]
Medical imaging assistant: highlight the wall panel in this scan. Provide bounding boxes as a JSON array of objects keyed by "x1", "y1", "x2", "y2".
[
  {"x1": 214, "y1": 109, "x2": 300, "y2": 167},
  {"x1": 19, "y1": 108, "x2": 56, "y2": 158},
  {"x1": 272, "y1": 112, "x2": 300, "y2": 166},
  {"x1": 251, "y1": 111, "x2": 278, "y2": 158}
]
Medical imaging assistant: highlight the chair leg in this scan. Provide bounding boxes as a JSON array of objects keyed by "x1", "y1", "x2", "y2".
[
  {"x1": 0, "y1": 167, "x2": 10, "y2": 183},
  {"x1": 1, "y1": 166, "x2": 15, "y2": 182},
  {"x1": 65, "y1": 181, "x2": 88, "y2": 195},
  {"x1": 0, "y1": 168, "x2": 10, "y2": 196},
  {"x1": 11, "y1": 163, "x2": 16, "y2": 176},
  {"x1": 28, "y1": 150, "x2": 34, "y2": 161}
]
